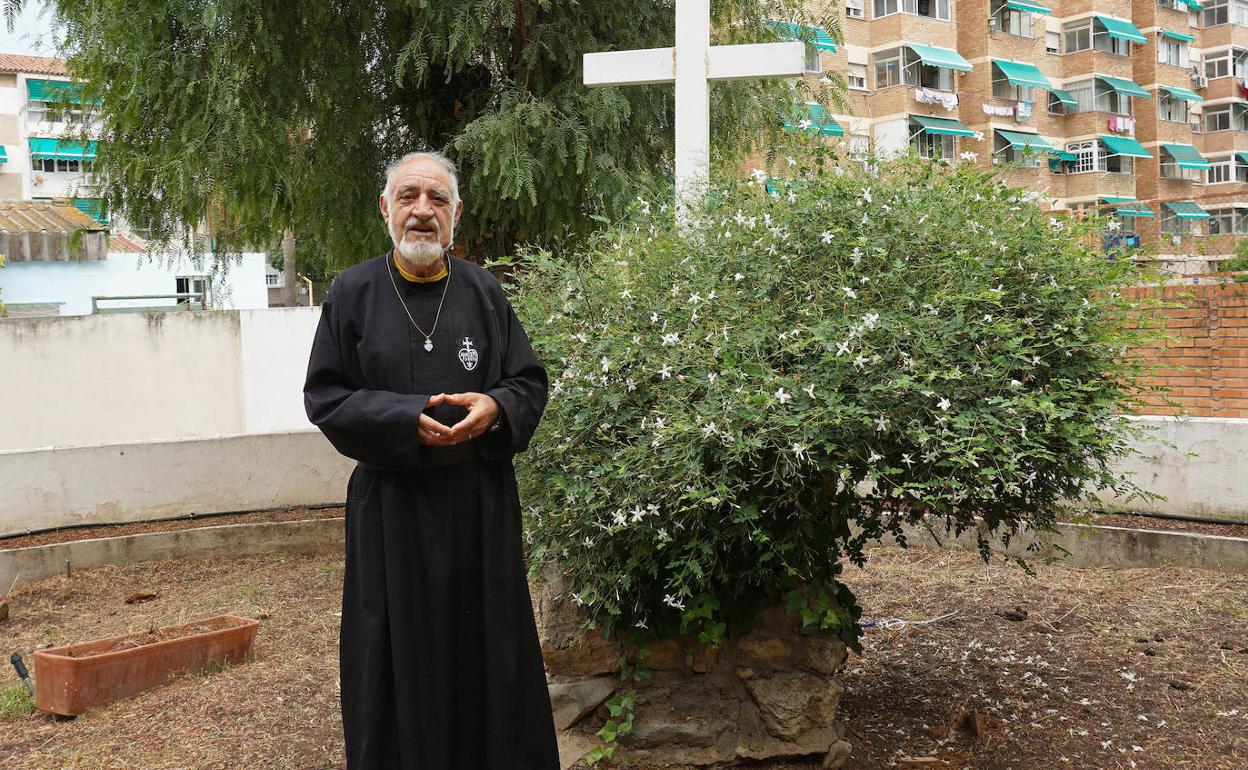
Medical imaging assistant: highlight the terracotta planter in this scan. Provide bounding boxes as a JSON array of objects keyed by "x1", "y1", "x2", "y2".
[{"x1": 33, "y1": 614, "x2": 259, "y2": 716}]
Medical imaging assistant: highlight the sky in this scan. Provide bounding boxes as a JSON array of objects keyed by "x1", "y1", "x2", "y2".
[{"x1": 0, "y1": 1, "x2": 59, "y2": 57}]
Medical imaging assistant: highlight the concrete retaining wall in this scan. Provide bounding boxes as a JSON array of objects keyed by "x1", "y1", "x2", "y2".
[
  {"x1": 1102, "y1": 415, "x2": 1248, "y2": 524},
  {"x1": 0, "y1": 519, "x2": 345, "y2": 593},
  {"x1": 0, "y1": 430, "x2": 353, "y2": 537}
]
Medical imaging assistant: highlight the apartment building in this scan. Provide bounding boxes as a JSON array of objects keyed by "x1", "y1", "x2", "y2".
[
  {"x1": 0, "y1": 53, "x2": 104, "y2": 223},
  {"x1": 792, "y1": 0, "x2": 1248, "y2": 258}
]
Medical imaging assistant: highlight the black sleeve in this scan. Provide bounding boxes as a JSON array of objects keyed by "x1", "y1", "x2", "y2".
[
  {"x1": 479, "y1": 301, "x2": 549, "y2": 460},
  {"x1": 304, "y1": 284, "x2": 430, "y2": 468}
]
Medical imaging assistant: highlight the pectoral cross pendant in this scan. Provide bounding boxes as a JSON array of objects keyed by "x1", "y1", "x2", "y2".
[{"x1": 424, "y1": 338, "x2": 434, "y2": 352}]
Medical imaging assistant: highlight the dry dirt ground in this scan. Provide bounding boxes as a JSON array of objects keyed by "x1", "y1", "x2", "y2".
[{"x1": 0, "y1": 545, "x2": 1244, "y2": 770}]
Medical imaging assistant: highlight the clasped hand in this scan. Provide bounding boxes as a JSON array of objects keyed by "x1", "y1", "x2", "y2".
[{"x1": 418, "y1": 392, "x2": 499, "y2": 446}]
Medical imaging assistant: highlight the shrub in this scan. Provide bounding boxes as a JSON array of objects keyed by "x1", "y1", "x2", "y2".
[{"x1": 508, "y1": 154, "x2": 1157, "y2": 651}]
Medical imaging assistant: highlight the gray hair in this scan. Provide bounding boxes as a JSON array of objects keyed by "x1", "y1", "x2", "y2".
[{"x1": 382, "y1": 151, "x2": 460, "y2": 208}]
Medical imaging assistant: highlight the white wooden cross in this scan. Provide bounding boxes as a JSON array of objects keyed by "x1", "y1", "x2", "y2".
[{"x1": 583, "y1": 0, "x2": 806, "y2": 216}]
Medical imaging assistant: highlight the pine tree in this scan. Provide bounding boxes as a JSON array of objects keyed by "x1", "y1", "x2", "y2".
[{"x1": 13, "y1": 0, "x2": 839, "y2": 275}]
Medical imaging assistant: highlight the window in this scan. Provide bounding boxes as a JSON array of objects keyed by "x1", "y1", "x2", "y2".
[
  {"x1": 1161, "y1": 154, "x2": 1202, "y2": 181},
  {"x1": 175, "y1": 276, "x2": 210, "y2": 306},
  {"x1": 1063, "y1": 80, "x2": 1096, "y2": 113},
  {"x1": 1207, "y1": 208, "x2": 1238, "y2": 234},
  {"x1": 993, "y1": 132, "x2": 1044, "y2": 167},
  {"x1": 804, "y1": 46, "x2": 822, "y2": 73},
  {"x1": 1069, "y1": 140, "x2": 1097, "y2": 173},
  {"x1": 991, "y1": 1, "x2": 1033, "y2": 36},
  {"x1": 1064, "y1": 20, "x2": 1092, "y2": 52},
  {"x1": 1207, "y1": 156, "x2": 1234, "y2": 183},
  {"x1": 874, "y1": 0, "x2": 899, "y2": 17},
  {"x1": 1046, "y1": 32, "x2": 1060, "y2": 54},
  {"x1": 1205, "y1": 51, "x2": 1231, "y2": 78},
  {"x1": 1048, "y1": 92, "x2": 1068, "y2": 114},
  {"x1": 1159, "y1": 94, "x2": 1191, "y2": 122},
  {"x1": 31, "y1": 157, "x2": 82, "y2": 173},
  {"x1": 265, "y1": 273, "x2": 280, "y2": 287},
  {"x1": 911, "y1": 128, "x2": 956, "y2": 159},
  {"x1": 1094, "y1": 81, "x2": 1133, "y2": 115},
  {"x1": 1159, "y1": 38, "x2": 1189, "y2": 67},
  {"x1": 1158, "y1": 0, "x2": 1188, "y2": 8},
  {"x1": 850, "y1": 132, "x2": 870, "y2": 162},
  {"x1": 902, "y1": 0, "x2": 951, "y2": 21},
  {"x1": 992, "y1": 68, "x2": 1034, "y2": 102},
  {"x1": 1204, "y1": 0, "x2": 1229, "y2": 25},
  {"x1": 1161, "y1": 210, "x2": 1190, "y2": 235},
  {"x1": 874, "y1": 49, "x2": 903, "y2": 87},
  {"x1": 848, "y1": 64, "x2": 867, "y2": 89},
  {"x1": 846, "y1": 0, "x2": 865, "y2": 18},
  {"x1": 1206, "y1": 105, "x2": 1235, "y2": 131}
]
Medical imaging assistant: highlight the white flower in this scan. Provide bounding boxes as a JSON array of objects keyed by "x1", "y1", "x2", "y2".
[
  {"x1": 850, "y1": 246, "x2": 863, "y2": 265},
  {"x1": 661, "y1": 332, "x2": 680, "y2": 346},
  {"x1": 867, "y1": 451, "x2": 883, "y2": 464},
  {"x1": 1119, "y1": 671, "x2": 1138, "y2": 683},
  {"x1": 658, "y1": 365, "x2": 673, "y2": 379},
  {"x1": 875, "y1": 415, "x2": 889, "y2": 432},
  {"x1": 626, "y1": 378, "x2": 637, "y2": 392},
  {"x1": 733, "y1": 210, "x2": 747, "y2": 226},
  {"x1": 688, "y1": 293, "x2": 703, "y2": 304},
  {"x1": 861, "y1": 188, "x2": 873, "y2": 203},
  {"x1": 902, "y1": 453, "x2": 914, "y2": 467},
  {"x1": 786, "y1": 155, "x2": 797, "y2": 167},
  {"x1": 663, "y1": 594, "x2": 686, "y2": 610},
  {"x1": 619, "y1": 289, "x2": 632, "y2": 299},
  {"x1": 734, "y1": 273, "x2": 745, "y2": 281},
  {"x1": 583, "y1": 536, "x2": 595, "y2": 547},
  {"x1": 570, "y1": 592, "x2": 584, "y2": 607},
  {"x1": 792, "y1": 443, "x2": 808, "y2": 459},
  {"x1": 862, "y1": 312, "x2": 880, "y2": 328},
  {"x1": 750, "y1": 168, "x2": 767, "y2": 181},
  {"x1": 937, "y1": 397, "x2": 951, "y2": 411},
  {"x1": 797, "y1": 118, "x2": 813, "y2": 130},
  {"x1": 650, "y1": 311, "x2": 660, "y2": 324},
  {"x1": 836, "y1": 341, "x2": 851, "y2": 357},
  {"x1": 821, "y1": 230, "x2": 834, "y2": 244},
  {"x1": 612, "y1": 509, "x2": 628, "y2": 526},
  {"x1": 634, "y1": 618, "x2": 648, "y2": 629},
  {"x1": 853, "y1": 354, "x2": 869, "y2": 368},
  {"x1": 960, "y1": 151, "x2": 978, "y2": 161},
  {"x1": 601, "y1": 357, "x2": 611, "y2": 373},
  {"x1": 973, "y1": 130, "x2": 985, "y2": 141},
  {"x1": 1107, "y1": 220, "x2": 1121, "y2": 232},
  {"x1": 1010, "y1": 379, "x2": 1023, "y2": 388},
  {"x1": 842, "y1": 287, "x2": 857, "y2": 299},
  {"x1": 775, "y1": 387, "x2": 791, "y2": 404},
  {"x1": 803, "y1": 384, "x2": 817, "y2": 399},
  {"x1": 701, "y1": 421, "x2": 719, "y2": 437},
  {"x1": 708, "y1": 373, "x2": 718, "y2": 384}
]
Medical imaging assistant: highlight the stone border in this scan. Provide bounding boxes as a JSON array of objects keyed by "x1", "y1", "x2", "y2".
[
  {"x1": 3, "y1": 514, "x2": 1246, "y2": 599},
  {"x1": 0, "y1": 518, "x2": 344, "y2": 593},
  {"x1": 899, "y1": 520, "x2": 1248, "y2": 574}
]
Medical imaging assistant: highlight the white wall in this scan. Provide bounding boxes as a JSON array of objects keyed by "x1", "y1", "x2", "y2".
[
  {"x1": 240, "y1": 307, "x2": 320, "y2": 434},
  {"x1": 873, "y1": 118, "x2": 910, "y2": 159},
  {"x1": 0, "y1": 306, "x2": 318, "y2": 451},
  {"x1": 0, "y1": 251, "x2": 270, "y2": 316},
  {"x1": 0, "y1": 430, "x2": 352, "y2": 537}
]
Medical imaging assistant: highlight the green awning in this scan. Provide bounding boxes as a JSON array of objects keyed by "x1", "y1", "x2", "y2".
[
  {"x1": 28, "y1": 138, "x2": 98, "y2": 160},
  {"x1": 1101, "y1": 196, "x2": 1154, "y2": 217},
  {"x1": 0, "y1": 146, "x2": 7, "y2": 162},
  {"x1": 996, "y1": 129, "x2": 1056, "y2": 152},
  {"x1": 1236, "y1": 151, "x2": 1248, "y2": 165},
  {"x1": 910, "y1": 114, "x2": 975, "y2": 137},
  {"x1": 1160, "y1": 84, "x2": 1202, "y2": 103},
  {"x1": 72, "y1": 198, "x2": 108, "y2": 225},
  {"x1": 1185, "y1": 0, "x2": 1204, "y2": 10},
  {"x1": 1094, "y1": 15, "x2": 1147, "y2": 45},
  {"x1": 1160, "y1": 29, "x2": 1197, "y2": 43},
  {"x1": 1165, "y1": 201, "x2": 1210, "y2": 219},
  {"x1": 992, "y1": 58, "x2": 1052, "y2": 89},
  {"x1": 768, "y1": 21, "x2": 837, "y2": 52},
  {"x1": 783, "y1": 103, "x2": 843, "y2": 136},
  {"x1": 1052, "y1": 150, "x2": 1078, "y2": 162},
  {"x1": 1096, "y1": 74, "x2": 1151, "y2": 98},
  {"x1": 907, "y1": 42, "x2": 973, "y2": 72},
  {"x1": 25, "y1": 78, "x2": 98, "y2": 104},
  {"x1": 1050, "y1": 88, "x2": 1076, "y2": 107},
  {"x1": 1099, "y1": 134, "x2": 1152, "y2": 158},
  {"x1": 1160, "y1": 143, "x2": 1211, "y2": 170},
  {"x1": 1005, "y1": 0, "x2": 1052, "y2": 14}
]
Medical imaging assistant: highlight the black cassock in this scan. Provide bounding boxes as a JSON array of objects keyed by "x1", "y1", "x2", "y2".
[{"x1": 304, "y1": 253, "x2": 559, "y2": 770}]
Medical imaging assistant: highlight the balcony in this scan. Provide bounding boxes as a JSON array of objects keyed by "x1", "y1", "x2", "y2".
[
  {"x1": 1199, "y1": 127, "x2": 1248, "y2": 154},
  {"x1": 1199, "y1": 75, "x2": 1247, "y2": 103},
  {"x1": 1061, "y1": 171, "x2": 1137, "y2": 202}
]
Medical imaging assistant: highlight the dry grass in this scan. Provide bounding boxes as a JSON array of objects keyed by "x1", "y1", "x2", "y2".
[{"x1": 0, "y1": 546, "x2": 1245, "y2": 770}]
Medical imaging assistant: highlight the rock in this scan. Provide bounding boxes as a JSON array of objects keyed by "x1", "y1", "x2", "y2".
[
  {"x1": 534, "y1": 573, "x2": 620, "y2": 678},
  {"x1": 0, "y1": 600, "x2": 8, "y2": 623},
  {"x1": 124, "y1": 591, "x2": 159, "y2": 604},
  {"x1": 640, "y1": 638, "x2": 682, "y2": 671},
  {"x1": 821, "y1": 739, "x2": 852, "y2": 769},
  {"x1": 686, "y1": 643, "x2": 718, "y2": 673},
  {"x1": 993, "y1": 606, "x2": 1028, "y2": 622},
  {"x1": 738, "y1": 634, "x2": 791, "y2": 666},
  {"x1": 549, "y1": 676, "x2": 617, "y2": 730},
  {"x1": 802, "y1": 635, "x2": 849, "y2": 676},
  {"x1": 1169, "y1": 679, "x2": 1193, "y2": 691},
  {"x1": 556, "y1": 730, "x2": 597, "y2": 770},
  {"x1": 744, "y1": 671, "x2": 842, "y2": 740}
]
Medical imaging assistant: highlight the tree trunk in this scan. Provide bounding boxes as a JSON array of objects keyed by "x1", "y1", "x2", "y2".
[{"x1": 281, "y1": 229, "x2": 298, "y2": 307}]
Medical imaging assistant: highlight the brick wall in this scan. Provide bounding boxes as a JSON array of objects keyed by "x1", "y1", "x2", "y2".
[{"x1": 1122, "y1": 281, "x2": 1248, "y2": 418}]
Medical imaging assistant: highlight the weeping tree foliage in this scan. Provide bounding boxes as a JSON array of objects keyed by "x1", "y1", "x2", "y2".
[{"x1": 11, "y1": 0, "x2": 841, "y2": 272}]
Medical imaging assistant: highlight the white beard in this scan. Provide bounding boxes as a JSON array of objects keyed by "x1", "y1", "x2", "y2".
[{"x1": 390, "y1": 213, "x2": 450, "y2": 269}]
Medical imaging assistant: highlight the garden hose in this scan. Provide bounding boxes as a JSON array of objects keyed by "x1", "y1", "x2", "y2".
[{"x1": 9, "y1": 652, "x2": 35, "y2": 699}]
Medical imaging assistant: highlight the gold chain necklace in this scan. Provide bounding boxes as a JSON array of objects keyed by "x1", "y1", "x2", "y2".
[{"x1": 387, "y1": 252, "x2": 450, "y2": 353}]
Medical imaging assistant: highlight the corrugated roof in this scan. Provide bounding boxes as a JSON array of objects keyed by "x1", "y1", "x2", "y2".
[
  {"x1": 0, "y1": 200, "x2": 103, "y2": 234},
  {"x1": 0, "y1": 53, "x2": 69, "y2": 76},
  {"x1": 0, "y1": 200, "x2": 108, "y2": 262},
  {"x1": 108, "y1": 232, "x2": 149, "y2": 254}
]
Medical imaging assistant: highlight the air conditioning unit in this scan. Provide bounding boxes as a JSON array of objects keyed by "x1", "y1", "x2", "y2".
[{"x1": 1193, "y1": 74, "x2": 1209, "y2": 88}]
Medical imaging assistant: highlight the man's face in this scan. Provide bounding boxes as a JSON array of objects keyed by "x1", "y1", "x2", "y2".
[{"x1": 380, "y1": 158, "x2": 463, "y2": 264}]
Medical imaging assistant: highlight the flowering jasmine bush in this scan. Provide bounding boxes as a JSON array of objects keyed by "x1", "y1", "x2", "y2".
[{"x1": 509, "y1": 156, "x2": 1156, "y2": 650}]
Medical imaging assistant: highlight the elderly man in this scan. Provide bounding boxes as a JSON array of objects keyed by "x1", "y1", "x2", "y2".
[{"x1": 304, "y1": 151, "x2": 559, "y2": 769}]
